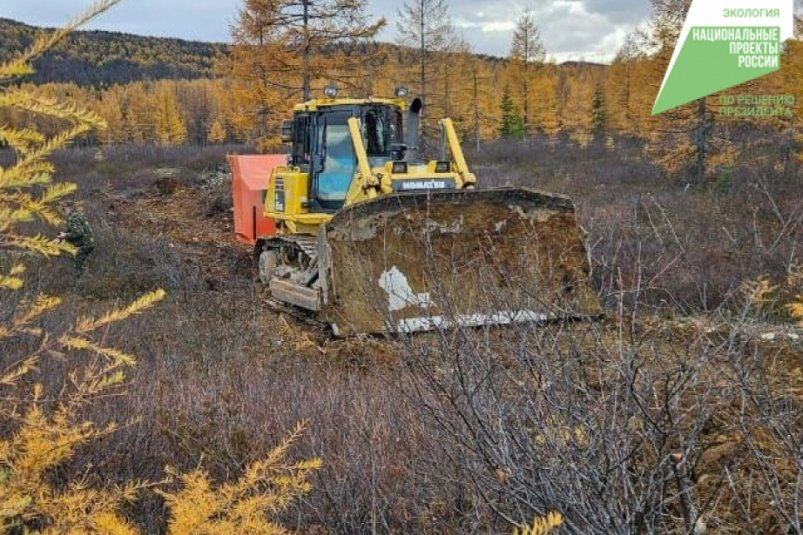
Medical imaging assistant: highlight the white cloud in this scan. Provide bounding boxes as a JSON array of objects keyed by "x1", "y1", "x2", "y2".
[
  {"x1": 3, "y1": 0, "x2": 655, "y2": 61},
  {"x1": 454, "y1": 19, "x2": 517, "y2": 33}
]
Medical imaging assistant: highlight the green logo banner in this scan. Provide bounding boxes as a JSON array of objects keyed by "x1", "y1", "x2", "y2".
[{"x1": 653, "y1": 2, "x2": 795, "y2": 115}]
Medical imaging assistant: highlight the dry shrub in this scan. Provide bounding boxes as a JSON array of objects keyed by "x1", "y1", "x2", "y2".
[
  {"x1": 472, "y1": 136, "x2": 801, "y2": 316},
  {"x1": 36, "y1": 129, "x2": 798, "y2": 534},
  {"x1": 396, "y1": 311, "x2": 800, "y2": 534}
]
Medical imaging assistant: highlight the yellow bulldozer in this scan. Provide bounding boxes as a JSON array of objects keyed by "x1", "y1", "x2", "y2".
[{"x1": 229, "y1": 87, "x2": 600, "y2": 336}]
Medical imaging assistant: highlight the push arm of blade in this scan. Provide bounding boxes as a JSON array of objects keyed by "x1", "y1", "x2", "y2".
[
  {"x1": 440, "y1": 118, "x2": 477, "y2": 188},
  {"x1": 347, "y1": 117, "x2": 379, "y2": 196}
]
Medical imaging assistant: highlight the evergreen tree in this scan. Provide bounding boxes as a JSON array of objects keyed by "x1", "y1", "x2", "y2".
[
  {"x1": 591, "y1": 87, "x2": 606, "y2": 140},
  {"x1": 499, "y1": 85, "x2": 525, "y2": 139}
]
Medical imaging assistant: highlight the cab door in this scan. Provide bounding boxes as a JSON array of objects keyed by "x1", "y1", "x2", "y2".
[{"x1": 311, "y1": 111, "x2": 357, "y2": 212}]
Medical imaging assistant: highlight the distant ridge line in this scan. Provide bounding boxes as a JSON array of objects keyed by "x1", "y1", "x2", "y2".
[
  {"x1": 0, "y1": 17, "x2": 227, "y2": 85},
  {"x1": 0, "y1": 17, "x2": 607, "y2": 86}
]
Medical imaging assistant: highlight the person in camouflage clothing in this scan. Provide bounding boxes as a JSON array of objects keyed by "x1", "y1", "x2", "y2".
[{"x1": 57, "y1": 205, "x2": 95, "y2": 273}]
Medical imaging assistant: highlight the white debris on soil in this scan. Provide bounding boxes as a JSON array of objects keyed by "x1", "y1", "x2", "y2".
[
  {"x1": 424, "y1": 216, "x2": 463, "y2": 234},
  {"x1": 760, "y1": 330, "x2": 800, "y2": 342},
  {"x1": 154, "y1": 167, "x2": 181, "y2": 178},
  {"x1": 378, "y1": 266, "x2": 433, "y2": 312},
  {"x1": 394, "y1": 310, "x2": 551, "y2": 334},
  {"x1": 198, "y1": 163, "x2": 231, "y2": 189}
]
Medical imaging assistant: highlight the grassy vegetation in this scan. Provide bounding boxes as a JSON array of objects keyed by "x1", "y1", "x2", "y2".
[
  {"x1": 1, "y1": 137, "x2": 798, "y2": 533},
  {"x1": 470, "y1": 135, "x2": 802, "y2": 316}
]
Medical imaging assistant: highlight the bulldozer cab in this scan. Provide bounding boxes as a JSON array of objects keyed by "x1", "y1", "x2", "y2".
[{"x1": 285, "y1": 101, "x2": 405, "y2": 212}]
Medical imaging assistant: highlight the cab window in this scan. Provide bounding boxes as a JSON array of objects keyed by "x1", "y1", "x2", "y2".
[
  {"x1": 316, "y1": 113, "x2": 355, "y2": 205},
  {"x1": 363, "y1": 109, "x2": 386, "y2": 156},
  {"x1": 292, "y1": 114, "x2": 310, "y2": 166},
  {"x1": 390, "y1": 109, "x2": 403, "y2": 144}
]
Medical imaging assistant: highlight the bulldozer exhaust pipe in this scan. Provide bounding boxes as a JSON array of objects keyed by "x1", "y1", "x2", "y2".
[{"x1": 405, "y1": 97, "x2": 422, "y2": 162}]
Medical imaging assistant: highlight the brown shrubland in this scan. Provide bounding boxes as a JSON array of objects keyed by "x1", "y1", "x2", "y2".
[{"x1": 2, "y1": 135, "x2": 796, "y2": 533}]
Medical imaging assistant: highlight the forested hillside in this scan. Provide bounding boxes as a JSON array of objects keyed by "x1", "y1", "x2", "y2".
[{"x1": 0, "y1": 18, "x2": 225, "y2": 84}]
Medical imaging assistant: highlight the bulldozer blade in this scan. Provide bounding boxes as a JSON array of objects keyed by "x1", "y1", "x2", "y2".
[{"x1": 317, "y1": 187, "x2": 602, "y2": 336}]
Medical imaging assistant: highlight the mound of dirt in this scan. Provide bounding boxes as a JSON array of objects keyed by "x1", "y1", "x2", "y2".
[{"x1": 109, "y1": 186, "x2": 251, "y2": 286}]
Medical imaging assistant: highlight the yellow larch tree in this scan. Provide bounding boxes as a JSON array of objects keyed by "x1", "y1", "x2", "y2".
[
  {"x1": 508, "y1": 9, "x2": 546, "y2": 135},
  {"x1": 208, "y1": 118, "x2": 227, "y2": 144},
  {"x1": 604, "y1": 61, "x2": 631, "y2": 136},
  {"x1": 221, "y1": 38, "x2": 287, "y2": 147},
  {"x1": 512, "y1": 511, "x2": 563, "y2": 535},
  {"x1": 531, "y1": 68, "x2": 562, "y2": 138},
  {"x1": 429, "y1": 36, "x2": 475, "y2": 137},
  {"x1": 159, "y1": 421, "x2": 321, "y2": 535},
  {"x1": 0, "y1": 3, "x2": 158, "y2": 532},
  {"x1": 560, "y1": 68, "x2": 596, "y2": 147},
  {"x1": 362, "y1": 43, "x2": 409, "y2": 99},
  {"x1": 466, "y1": 54, "x2": 498, "y2": 149},
  {"x1": 604, "y1": 34, "x2": 643, "y2": 137},
  {"x1": 154, "y1": 83, "x2": 186, "y2": 145},
  {"x1": 637, "y1": 0, "x2": 736, "y2": 182},
  {"x1": 1, "y1": 3, "x2": 319, "y2": 534},
  {"x1": 123, "y1": 82, "x2": 150, "y2": 143},
  {"x1": 395, "y1": 0, "x2": 452, "y2": 104},
  {"x1": 224, "y1": 0, "x2": 384, "y2": 149},
  {"x1": 97, "y1": 86, "x2": 128, "y2": 144}
]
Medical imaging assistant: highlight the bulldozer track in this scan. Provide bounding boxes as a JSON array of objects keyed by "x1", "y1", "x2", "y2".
[
  {"x1": 263, "y1": 235, "x2": 317, "y2": 257},
  {"x1": 262, "y1": 235, "x2": 319, "y2": 279},
  {"x1": 290, "y1": 236, "x2": 319, "y2": 261},
  {"x1": 262, "y1": 293, "x2": 328, "y2": 331}
]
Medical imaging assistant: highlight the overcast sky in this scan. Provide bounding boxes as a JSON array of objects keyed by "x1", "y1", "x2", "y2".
[{"x1": 4, "y1": 0, "x2": 655, "y2": 62}]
